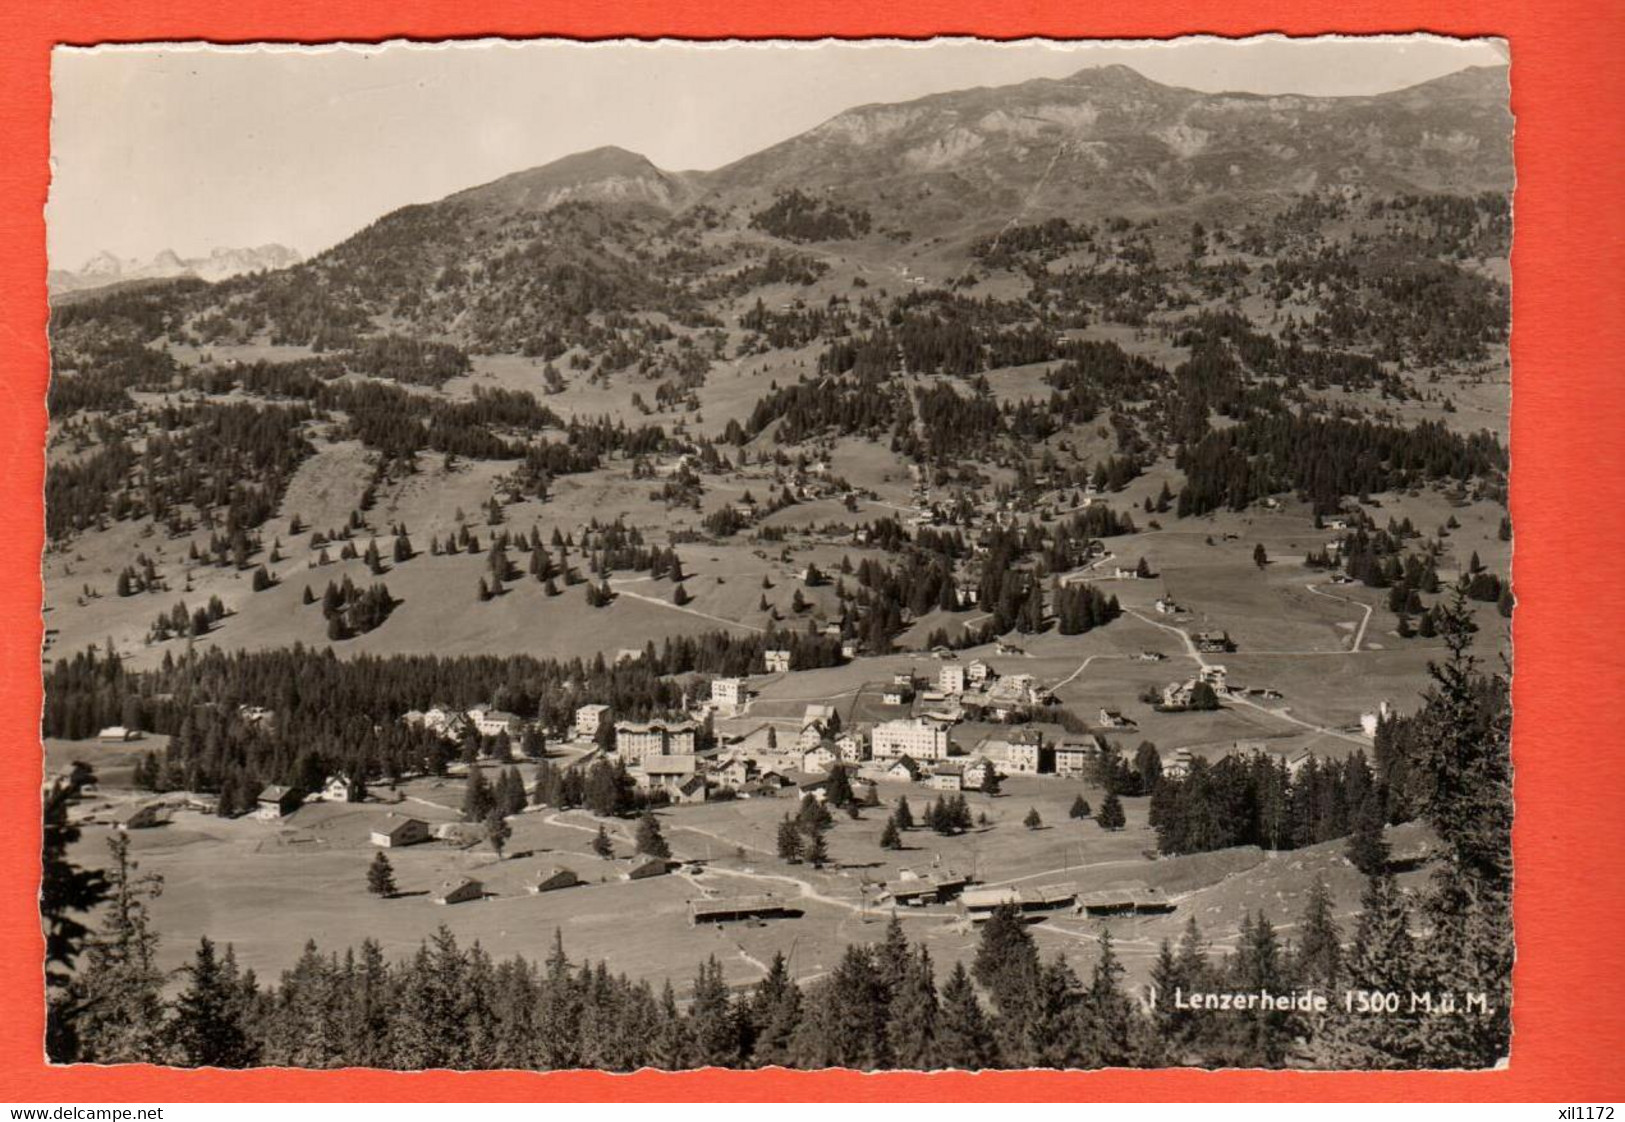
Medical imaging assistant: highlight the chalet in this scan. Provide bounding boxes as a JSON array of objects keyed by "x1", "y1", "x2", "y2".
[
  {"x1": 97, "y1": 726, "x2": 142, "y2": 744},
  {"x1": 421, "y1": 706, "x2": 470, "y2": 740},
  {"x1": 1053, "y1": 741, "x2": 1099, "y2": 779},
  {"x1": 433, "y1": 879, "x2": 484, "y2": 906},
  {"x1": 1200, "y1": 665, "x2": 1229, "y2": 690},
  {"x1": 994, "y1": 641, "x2": 1025, "y2": 657},
  {"x1": 1161, "y1": 748, "x2": 1196, "y2": 780},
  {"x1": 637, "y1": 754, "x2": 702, "y2": 798},
  {"x1": 927, "y1": 766, "x2": 965, "y2": 792},
  {"x1": 835, "y1": 731, "x2": 870, "y2": 763},
  {"x1": 711, "y1": 677, "x2": 747, "y2": 713},
  {"x1": 1097, "y1": 708, "x2": 1136, "y2": 731},
  {"x1": 797, "y1": 723, "x2": 826, "y2": 751},
  {"x1": 710, "y1": 757, "x2": 756, "y2": 788},
  {"x1": 256, "y1": 785, "x2": 304, "y2": 819},
  {"x1": 763, "y1": 649, "x2": 792, "y2": 674},
  {"x1": 801, "y1": 744, "x2": 838, "y2": 774},
  {"x1": 881, "y1": 685, "x2": 914, "y2": 706},
  {"x1": 938, "y1": 663, "x2": 966, "y2": 696},
  {"x1": 322, "y1": 775, "x2": 362, "y2": 803},
  {"x1": 370, "y1": 814, "x2": 430, "y2": 848},
  {"x1": 1161, "y1": 680, "x2": 1197, "y2": 709},
  {"x1": 892, "y1": 671, "x2": 916, "y2": 687},
  {"x1": 530, "y1": 867, "x2": 581, "y2": 894},
  {"x1": 884, "y1": 756, "x2": 923, "y2": 783},
  {"x1": 1153, "y1": 597, "x2": 1183, "y2": 616},
  {"x1": 750, "y1": 770, "x2": 794, "y2": 795},
  {"x1": 965, "y1": 659, "x2": 993, "y2": 685},
  {"x1": 689, "y1": 894, "x2": 793, "y2": 925},
  {"x1": 468, "y1": 706, "x2": 525, "y2": 738},
  {"x1": 574, "y1": 703, "x2": 610, "y2": 739},
  {"x1": 626, "y1": 857, "x2": 672, "y2": 881},
  {"x1": 1134, "y1": 650, "x2": 1167, "y2": 662},
  {"x1": 615, "y1": 648, "x2": 644, "y2": 665},
  {"x1": 1001, "y1": 737, "x2": 1052, "y2": 775},
  {"x1": 841, "y1": 641, "x2": 860, "y2": 660},
  {"x1": 961, "y1": 757, "x2": 998, "y2": 791},
  {"x1": 1360, "y1": 700, "x2": 1393, "y2": 739},
  {"x1": 803, "y1": 702, "x2": 836, "y2": 728},
  {"x1": 1193, "y1": 630, "x2": 1234, "y2": 654}
]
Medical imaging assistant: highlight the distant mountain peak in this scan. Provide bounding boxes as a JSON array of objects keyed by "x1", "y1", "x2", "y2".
[{"x1": 449, "y1": 145, "x2": 689, "y2": 213}]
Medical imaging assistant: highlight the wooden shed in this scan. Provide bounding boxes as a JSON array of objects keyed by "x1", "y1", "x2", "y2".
[
  {"x1": 530, "y1": 867, "x2": 581, "y2": 894},
  {"x1": 433, "y1": 878, "x2": 484, "y2": 906}
]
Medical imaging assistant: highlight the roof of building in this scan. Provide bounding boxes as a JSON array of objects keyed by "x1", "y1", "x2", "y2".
[
  {"x1": 641, "y1": 754, "x2": 699, "y2": 776},
  {"x1": 616, "y1": 719, "x2": 698, "y2": 734}
]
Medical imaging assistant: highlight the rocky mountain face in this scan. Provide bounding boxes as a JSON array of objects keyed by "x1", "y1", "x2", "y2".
[
  {"x1": 49, "y1": 244, "x2": 303, "y2": 295},
  {"x1": 698, "y1": 64, "x2": 1512, "y2": 230},
  {"x1": 348, "y1": 63, "x2": 1514, "y2": 232}
]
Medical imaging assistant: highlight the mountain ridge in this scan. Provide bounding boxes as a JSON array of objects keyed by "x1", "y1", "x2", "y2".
[{"x1": 49, "y1": 243, "x2": 303, "y2": 295}]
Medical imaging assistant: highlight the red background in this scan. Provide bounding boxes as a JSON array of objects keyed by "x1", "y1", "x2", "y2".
[{"x1": 2, "y1": 0, "x2": 1622, "y2": 1102}]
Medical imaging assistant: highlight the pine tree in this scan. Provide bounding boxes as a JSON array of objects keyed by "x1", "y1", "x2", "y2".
[
  {"x1": 747, "y1": 952, "x2": 802, "y2": 1067},
  {"x1": 168, "y1": 936, "x2": 257, "y2": 1067},
  {"x1": 894, "y1": 796, "x2": 915, "y2": 830},
  {"x1": 1097, "y1": 791, "x2": 1126, "y2": 830},
  {"x1": 462, "y1": 767, "x2": 494, "y2": 822},
  {"x1": 776, "y1": 816, "x2": 804, "y2": 863},
  {"x1": 1295, "y1": 875, "x2": 1343, "y2": 988},
  {"x1": 687, "y1": 956, "x2": 741, "y2": 1066},
  {"x1": 879, "y1": 816, "x2": 902, "y2": 850},
  {"x1": 804, "y1": 824, "x2": 830, "y2": 869},
  {"x1": 635, "y1": 811, "x2": 671, "y2": 859},
  {"x1": 591, "y1": 824, "x2": 614, "y2": 859},
  {"x1": 42, "y1": 770, "x2": 107, "y2": 1062},
  {"x1": 937, "y1": 961, "x2": 995, "y2": 1070},
  {"x1": 484, "y1": 806, "x2": 511, "y2": 859},
  {"x1": 1347, "y1": 784, "x2": 1390, "y2": 875},
  {"x1": 70, "y1": 835, "x2": 167, "y2": 1064},
  {"x1": 367, "y1": 851, "x2": 397, "y2": 897},
  {"x1": 886, "y1": 946, "x2": 940, "y2": 1069},
  {"x1": 1023, "y1": 807, "x2": 1043, "y2": 830},
  {"x1": 1069, "y1": 794, "x2": 1092, "y2": 819},
  {"x1": 973, "y1": 902, "x2": 1040, "y2": 1017}
]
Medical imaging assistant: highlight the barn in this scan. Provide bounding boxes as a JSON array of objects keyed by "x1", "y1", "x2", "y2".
[
  {"x1": 370, "y1": 814, "x2": 430, "y2": 848},
  {"x1": 626, "y1": 857, "x2": 671, "y2": 881},
  {"x1": 688, "y1": 894, "x2": 793, "y2": 925},
  {"x1": 530, "y1": 867, "x2": 581, "y2": 894},
  {"x1": 433, "y1": 878, "x2": 484, "y2": 905},
  {"x1": 255, "y1": 785, "x2": 305, "y2": 819}
]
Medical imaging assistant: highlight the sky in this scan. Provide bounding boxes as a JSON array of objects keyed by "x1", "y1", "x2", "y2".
[{"x1": 48, "y1": 35, "x2": 1508, "y2": 270}]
